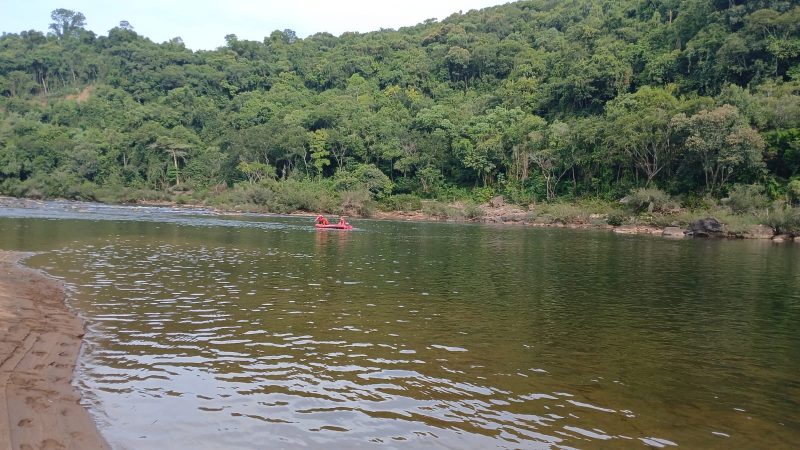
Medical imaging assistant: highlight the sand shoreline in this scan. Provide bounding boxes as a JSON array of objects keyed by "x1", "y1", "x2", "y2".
[{"x1": 0, "y1": 251, "x2": 108, "y2": 450}]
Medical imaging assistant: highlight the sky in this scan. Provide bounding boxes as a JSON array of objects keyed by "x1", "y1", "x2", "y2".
[{"x1": 2, "y1": 0, "x2": 508, "y2": 50}]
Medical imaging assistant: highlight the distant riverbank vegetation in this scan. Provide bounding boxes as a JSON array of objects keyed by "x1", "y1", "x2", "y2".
[{"x1": 1, "y1": 2, "x2": 799, "y2": 234}]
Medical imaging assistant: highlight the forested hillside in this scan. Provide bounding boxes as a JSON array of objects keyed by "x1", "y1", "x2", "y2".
[{"x1": 1, "y1": 1, "x2": 799, "y2": 220}]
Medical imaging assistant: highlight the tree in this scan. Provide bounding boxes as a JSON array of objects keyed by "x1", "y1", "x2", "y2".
[
  {"x1": 308, "y1": 129, "x2": 331, "y2": 177},
  {"x1": 605, "y1": 87, "x2": 682, "y2": 187},
  {"x1": 49, "y1": 9, "x2": 86, "y2": 39},
  {"x1": 237, "y1": 160, "x2": 276, "y2": 184},
  {"x1": 672, "y1": 105, "x2": 766, "y2": 193},
  {"x1": 529, "y1": 121, "x2": 575, "y2": 201},
  {"x1": 148, "y1": 137, "x2": 191, "y2": 187}
]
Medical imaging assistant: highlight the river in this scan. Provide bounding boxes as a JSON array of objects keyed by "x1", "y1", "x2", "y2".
[{"x1": 0, "y1": 200, "x2": 798, "y2": 449}]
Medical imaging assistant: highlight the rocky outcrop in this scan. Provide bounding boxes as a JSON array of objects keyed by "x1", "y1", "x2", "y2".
[
  {"x1": 744, "y1": 225, "x2": 775, "y2": 240},
  {"x1": 686, "y1": 218, "x2": 724, "y2": 237},
  {"x1": 489, "y1": 195, "x2": 505, "y2": 208},
  {"x1": 772, "y1": 234, "x2": 794, "y2": 243},
  {"x1": 613, "y1": 224, "x2": 661, "y2": 235},
  {"x1": 662, "y1": 227, "x2": 685, "y2": 238}
]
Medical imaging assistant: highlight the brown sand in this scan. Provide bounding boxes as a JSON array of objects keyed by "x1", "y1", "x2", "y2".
[{"x1": 0, "y1": 251, "x2": 108, "y2": 450}]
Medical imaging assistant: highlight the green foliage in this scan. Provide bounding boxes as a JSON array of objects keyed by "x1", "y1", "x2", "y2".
[
  {"x1": 380, "y1": 194, "x2": 423, "y2": 211},
  {"x1": 625, "y1": 188, "x2": 676, "y2": 214},
  {"x1": 788, "y1": 179, "x2": 800, "y2": 205},
  {"x1": 470, "y1": 186, "x2": 496, "y2": 204},
  {"x1": 0, "y1": 2, "x2": 798, "y2": 216},
  {"x1": 765, "y1": 206, "x2": 800, "y2": 235},
  {"x1": 606, "y1": 211, "x2": 626, "y2": 227},
  {"x1": 237, "y1": 160, "x2": 276, "y2": 184},
  {"x1": 339, "y1": 189, "x2": 375, "y2": 217},
  {"x1": 725, "y1": 184, "x2": 770, "y2": 214},
  {"x1": 462, "y1": 202, "x2": 484, "y2": 220},
  {"x1": 534, "y1": 203, "x2": 592, "y2": 224},
  {"x1": 421, "y1": 201, "x2": 464, "y2": 220},
  {"x1": 332, "y1": 164, "x2": 393, "y2": 198}
]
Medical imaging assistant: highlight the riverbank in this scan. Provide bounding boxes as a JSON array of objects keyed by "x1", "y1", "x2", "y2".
[
  {"x1": 0, "y1": 251, "x2": 108, "y2": 450},
  {"x1": 372, "y1": 198, "x2": 798, "y2": 242},
  {"x1": 1, "y1": 194, "x2": 797, "y2": 242}
]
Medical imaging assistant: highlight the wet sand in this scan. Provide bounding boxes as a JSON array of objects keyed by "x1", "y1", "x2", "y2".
[{"x1": 0, "y1": 251, "x2": 108, "y2": 450}]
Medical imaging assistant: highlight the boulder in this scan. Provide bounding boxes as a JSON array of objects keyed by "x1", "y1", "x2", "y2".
[
  {"x1": 613, "y1": 224, "x2": 660, "y2": 235},
  {"x1": 687, "y1": 217, "x2": 724, "y2": 238},
  {"x1": 500, "y1": 213, "x2": 528, "y2": 223},
  {"x1": 662, "y1": 227, "x2": 685, "y2": 238},
  {"x1": 489, "y1": 195, "x2": 505, "y2": 208},
  {"x1": 744, "y1": 225, "x2": 775, "y2": 240},
  {"x1": 772, "y1": 234, "x2": 793, "y2": 243}
]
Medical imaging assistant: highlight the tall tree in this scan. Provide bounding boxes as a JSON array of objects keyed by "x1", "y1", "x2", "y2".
[{"x1": 48, "y1": 9, "x2": 86, "y2": 39}]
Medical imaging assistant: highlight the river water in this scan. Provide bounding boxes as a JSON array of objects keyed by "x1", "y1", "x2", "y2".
[{"x1": 0, "y1": 200, "x2": 798, "y2": 449}]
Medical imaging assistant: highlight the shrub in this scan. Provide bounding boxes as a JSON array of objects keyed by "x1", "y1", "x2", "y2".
[
  {"x1": 725, "y1": 184, "x2": 769, "y2": 214},
  {"x1": 434, "y1": 184, "x2": 471, "y2": 202},
  {"x1": 624, "y1": 187, "x2": 675, "y2": 213},
  {"x1": 788, "y1": 179, "x2": 800, "y2": 205},
  {"x1": 380, "y1": 194, "x2": 423, "y2": 211},
  {"x1": 463, "y1": 202, "x2": 484, "y2": 220},
  {"x1": 214, "y1": 183, "x2": 278, "y2": 211},
  {"x1": 470, "y1": 186, "x2": 496, "y2": 204},
  {"x1": 681, "y1": 192, "x2": 716, "y2": 211},
  {"x1": 333, "y1": 164, "x2": 393, "y2": 198},
  {"x1": 765, "y1": 206, "x2": 800, "y2": 235},
  {"x1": 339, "y1": 189, "x2": 375, "y2": 217},
  {"x1": 422, "y1": 201, "x2": 463, "y2": 220},
  {"x1": 272, "y1": 179, "x2": 338, "y2": 213},
  {"x1": 606, "y1": 211, "x2": 626, "y2": 226},
  {"x1": 706, "y1": 209, "x2": 761, "y2": 235},
  {"x1": 538, "y1": 202, "x2": 590, "y2": 224}
]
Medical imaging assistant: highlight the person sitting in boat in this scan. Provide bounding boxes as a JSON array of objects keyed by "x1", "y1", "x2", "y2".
[
  {"x1": 338, "y1": 216, "x2": 349, "y2": 227},
  {"x1": 315, "y1": 215, "x2": 329, "y2": 225}
]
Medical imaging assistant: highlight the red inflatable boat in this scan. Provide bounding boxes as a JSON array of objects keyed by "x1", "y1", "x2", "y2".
[{"x1": 315, "y1": 223, "x2": 353, "y2": 230}]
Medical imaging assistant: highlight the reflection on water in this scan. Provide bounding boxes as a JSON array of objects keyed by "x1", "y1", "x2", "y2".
[{"x1": 1, "y1": 200, "x2": 799, "y2": 449}]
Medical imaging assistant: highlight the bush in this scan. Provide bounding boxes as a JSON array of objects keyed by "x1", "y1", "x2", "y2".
[
  {"x1": 212, "y1": 183, "x2": 277, "y2": 211},
  {"x1": 606, "y1": 211, "x2": 626, "y2": 226},
  {"x1": 535, "y1": 202, "x2": 591, "y2": 224},
  {"x1": 434, "y1": 184, "x2": 471, "y2": 202},
  {"x1": 725, "y1": 184, "x2": 769, "y2": 214},
  {"x1": 272, "y1": 179, "x2": 338, "y2": 213},
  {"x1": 380, "y1": 194, "x2": 423, "y2": 211},
  {"x1": 470, "y1": 186, "x2": 496, "y2": 204},
  {"x1": 681, "y1": 192, "x2": 716, "y2": 211},
  {"x1": 333, "y1": 164, "x2": 393, "y2": 198},
  {"x1": 788, "y1": 179, "x2": 800, "y2": 206},
  {"x1": 502, "y1": 178, "x2": 544, "y2": 205},
  {"x1": 422, "y1": 201, "x2": 463, "y2": 220},
  {"x1": 624, "y1": 187, "x2": 675, "y2": 213},
  {"x1": 339, "y1": 189, "x2": 375, "y2": 217},
  {"x1": 765, "y1": 206, "x2": 800, "y2": 235},
  {"x1": 463, "y1": 202, "x2": 484, "y2": 220}
]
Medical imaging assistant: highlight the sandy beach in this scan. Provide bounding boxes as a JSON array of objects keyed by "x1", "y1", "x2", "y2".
[{"x1": 0, "y1": 251, "x2": 107, "y2": 450}]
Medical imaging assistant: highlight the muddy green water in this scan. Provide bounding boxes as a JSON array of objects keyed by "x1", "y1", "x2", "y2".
[{"x1": 0, "y1": 201, "x2": 798, "y2": 449}]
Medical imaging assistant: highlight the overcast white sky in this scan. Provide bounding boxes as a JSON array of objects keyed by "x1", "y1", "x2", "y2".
[{"x1": 2, "y1": 0, "x2": 508, "y2": 50}]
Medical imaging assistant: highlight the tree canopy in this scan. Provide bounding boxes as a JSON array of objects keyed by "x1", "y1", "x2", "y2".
[{"x1": 1, "y1": 1, "x2": 799, "y2": 206}]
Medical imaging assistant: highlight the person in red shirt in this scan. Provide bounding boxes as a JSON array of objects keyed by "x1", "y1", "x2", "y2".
[{"x1": 316, "y1": 215, "x2": 329, "y2": 225}]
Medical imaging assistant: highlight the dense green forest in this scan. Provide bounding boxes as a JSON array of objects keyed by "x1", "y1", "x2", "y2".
[{"x1": 1, "y1": 1, "x2": 799, "y2": 228}]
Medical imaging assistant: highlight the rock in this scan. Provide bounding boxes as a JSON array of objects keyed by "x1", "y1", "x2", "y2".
[
  {"x1": 662, "y1": 227, "x2": 685, "y2": 238},
  {"x1": 489, "y1": 195, "x2": 505, "y2": 208},
  {"x1": 744, "y1": 225, "x2": 774, "y2": 240},
  {"x1": 687, "y1": 217, "x2": 724, "y2": 238},
  {"x1": 772, "y1": 234, "x2": 792, "y2": 243},
  {"x1": 500, "y1": 213, "x2": 528, "y2": 223},
  {"x1": 613, "y1": 224, "x2": 660, "y2": 235}
]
